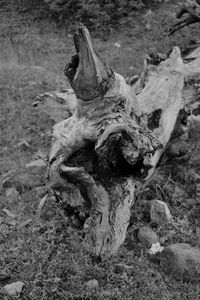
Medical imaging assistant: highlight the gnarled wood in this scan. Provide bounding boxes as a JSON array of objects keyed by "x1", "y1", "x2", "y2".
[
  {"x1": 131, "y1": 47, "x2": 184, "y2": 176},
  {"x1": 35, "y1": 25, "x2": 200, "y2": 258},
  {"x1": 45, "y1": 25, "x2": 162, "y2": 257}
]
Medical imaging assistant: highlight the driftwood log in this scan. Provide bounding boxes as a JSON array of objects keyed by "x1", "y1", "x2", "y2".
[{"x1": 34, "y1": 21, "x2": 200, "y2": 257}]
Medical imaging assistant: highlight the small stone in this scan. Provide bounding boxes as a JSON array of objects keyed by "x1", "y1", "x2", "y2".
[
  {"x1": 160, "y1": 243, "x2": 200, "y2": 281},
  {"x1": 5, "y1": 187, "x2": 20, "y2": 204},
  {"x1": 2, "y1": 281, "x2": 24, "y2": 296},
  {"x1": 79, "y1": 211, "x2": 86, "y2": 221},
  {"x1": 145, "y1": 22, "x2": 151, "y2": 30},
  {"x1": 86, "y1": 279, "x2": 99, "y2": 290},
  {"x1": 148, "y1": 242, "x2": 164, "y2": 255},
  {"x1": 166, "y1": 141, "x2": 188, "y2": 158},
  {"x1": 138, "y1": 226, "x2": 159, "y2": 248},
  {"x1": 150, "y1": 200, "x2": 172, "y2": 225},
  {"x1": 114, "y1": 42, "x2": 121, "y2": 48}
]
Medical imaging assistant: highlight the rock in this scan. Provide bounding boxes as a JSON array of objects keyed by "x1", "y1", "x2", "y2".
[
  {"x1": 2, "y1": 281, "x2": 24, "y2": 296},
  {"x1": 138, "y1": 226, "x2": 159, "y2": 248},
  {"x1": 79, "y1": 211, "x2": 87, "y2": 221},
  {"x1": 148, "y1": 242, "x2": 164, "y2": 255},
  {"x1": 150, "y1": 200, "x2": 172, "y2": 225},
  {"x1": 5, "y1": 187, "x2": 20, "y2": 204},
  {"x1": 85, "y1": 279, "x2": 99, "y2": 290},
  {"x1": 16, "y1": 139, "x2": 32, "y2": 151},
  {"x1": 114, "y1": 42, "x2": 121, "y2": 48},
  {"x1": 160, "y1": 243, "x2": 200, "y2": 281},
  {"x1": 167, "y1": 142, "x2": 188, "y2": 158}
]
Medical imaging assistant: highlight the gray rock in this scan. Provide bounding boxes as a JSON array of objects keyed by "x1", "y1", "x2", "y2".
[
  {"x1": 86, "y1": 279, "x2": 99, "y2": 289},
  {"x1": 138, "y1": 226, "x2": 159, "y2": 248},
  {"x1": 2, "y1": 281, "x2": 24, "y2": 296},
  {"x1": 5, "y1": 187, "x2": 20, "y2": 204},
  {"x1": 150, "y1": 200, "x2": 172, "y2": 225},
  {"x1": 160, "y1": 243, "x2": 200, "y2": 281}
]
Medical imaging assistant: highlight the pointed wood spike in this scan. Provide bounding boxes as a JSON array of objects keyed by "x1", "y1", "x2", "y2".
[{"x1": 64, "y1": 24, "x2": 115, "y2": 101}]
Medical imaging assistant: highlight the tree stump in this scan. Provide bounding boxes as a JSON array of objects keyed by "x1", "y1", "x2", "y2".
[{"x1": 35, "y1": 24, "x2": 200, "y2": 258}]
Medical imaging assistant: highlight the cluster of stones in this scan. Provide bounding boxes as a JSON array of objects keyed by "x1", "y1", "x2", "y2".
[{"x1": 137, "y1": 199, "x2": 200, "y2": 282}]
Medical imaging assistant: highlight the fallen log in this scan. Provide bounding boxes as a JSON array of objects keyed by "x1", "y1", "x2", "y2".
[{"x1": 35, "y1": 24, "x2": 200, "y2": 258}]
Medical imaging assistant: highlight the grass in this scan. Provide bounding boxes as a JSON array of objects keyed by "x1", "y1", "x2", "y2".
[{"x1": 1, "y1": 1, "x2": 200, "y2": 299}]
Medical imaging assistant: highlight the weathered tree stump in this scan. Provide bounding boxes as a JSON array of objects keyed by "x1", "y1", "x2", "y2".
[{"x1": 35, "y1": 23, "x2": 200, "y2": 257}]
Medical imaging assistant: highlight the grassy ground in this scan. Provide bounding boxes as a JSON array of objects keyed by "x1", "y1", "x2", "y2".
[{"x1": 1, "y1": 1, "x2": 200, "y2": 299}]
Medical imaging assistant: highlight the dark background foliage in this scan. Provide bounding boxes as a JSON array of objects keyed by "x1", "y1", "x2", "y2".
[{"x1": 1, "y1": 0, "x2": 167, "y2": 32}]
